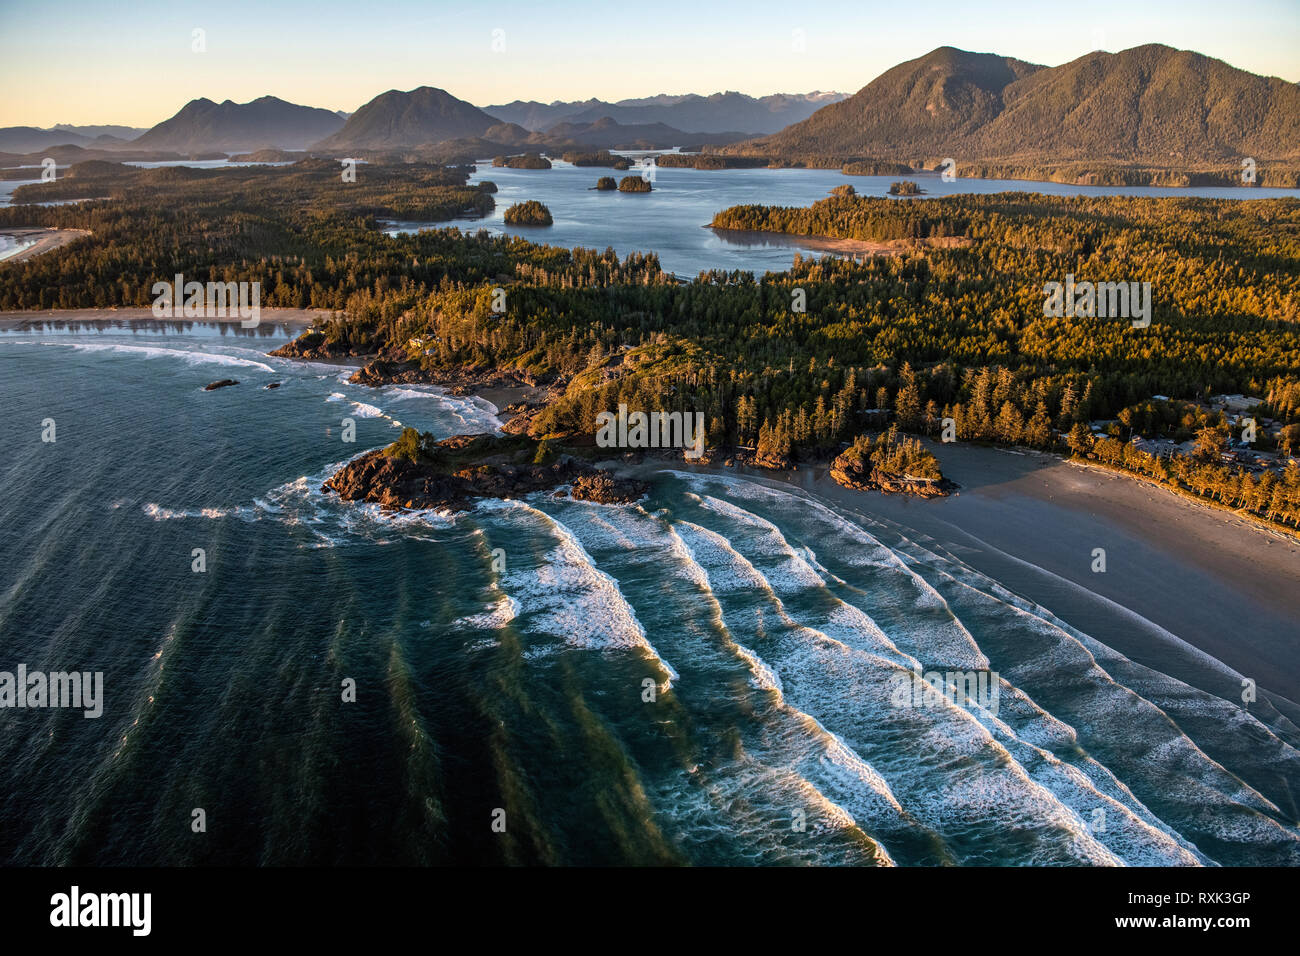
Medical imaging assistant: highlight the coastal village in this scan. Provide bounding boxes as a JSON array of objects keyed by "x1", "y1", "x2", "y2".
[{"x1": 1088, "y1": 393, "x2": 1298, "y2": 475}]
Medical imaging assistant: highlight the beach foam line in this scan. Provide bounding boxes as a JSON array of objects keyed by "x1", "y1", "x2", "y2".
[
  {"x1": 40, "y1": 341, "x2": 275, "y2": 372},
  {"x1": 665, "y1": 469, "x2": 988, "y2": 669},
  {"x1": 882, "y1": 530, "x2": 1300, "y2": 861},
  {"x1": 474, "y1": 498, "x2": 679, "y2": 685},
  {"x1": 666, "y1": 494, "x2": 1204, "y2": 864}
]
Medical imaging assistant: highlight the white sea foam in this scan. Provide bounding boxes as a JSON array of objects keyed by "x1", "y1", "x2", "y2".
[
  {"x1": 45, "y1": 341, "x2": 274, "y2": 372},
  {"x1": 476, "y1": 498, "x2": 678, "y2": 685},
  {"x1": 452, "y1": 593, "x2": 520, "y2": 630}
]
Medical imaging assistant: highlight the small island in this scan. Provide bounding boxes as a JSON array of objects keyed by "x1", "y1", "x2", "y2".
[
  {"x1": 829, "y1": 427, "x2": 952, "y2": 496},
  {"x1": 492, "y1": 153, "x2": 552, "y2": 170},
  {"x1": 830, "y1": 184, "x2": 856, "y2": 197},
  {"x1": 593, "y1": 176, "x2": 618, "y2": 191},
  {"x1": 618, "y1": 176, "x2": 652, "y2": 193},
  {"x1": 888, "y1": 180, "x2": 924, "y2": 196},
  {"x1": 324, "y1": 429, "x2": 647, "y2": 511},
  {"x1": 503, "y1": 200, "x2": 553, "y2": 226},
  {"x1": 562, "y1": 150, "x2": 631, "y2": 170}
]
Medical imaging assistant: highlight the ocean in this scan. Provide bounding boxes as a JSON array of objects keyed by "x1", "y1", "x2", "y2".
[{"x1": 1, "y1": 323, "x2": 1297, "y2": 865}]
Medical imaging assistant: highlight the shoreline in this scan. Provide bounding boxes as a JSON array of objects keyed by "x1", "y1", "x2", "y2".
[
  {"x1": 706, "y1": 225, "x2": 971, "y2": 256},
  {"x1": 666, "y1": 441, "x2": 1300, "y2": 710},
  {"x1": 0, "y1": 307, "x2": 332, "y2": 331},
  {"x1": 0, "y1": 228, "x2": 91, "y2": 264}
]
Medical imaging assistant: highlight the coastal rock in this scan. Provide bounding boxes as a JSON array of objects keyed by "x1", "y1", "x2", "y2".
[
  {"x1": 829, "y1": 447, "x2": 950, "y2": 497},
  {"x1": 752, "y1": 450, "x2": 793, "y2": 470},
  {"x1": 268, "y1": 330, "x2": 363, "y2": 360},
  {"x1": 569, "y1": 470, "x2": 648, "y2": 504},
  {"x1": 323, "y1": 434, "x2": 647, "y2": 511},
  {"x1": 203, "y1": 379, "x2": 239, "y2": 391}
]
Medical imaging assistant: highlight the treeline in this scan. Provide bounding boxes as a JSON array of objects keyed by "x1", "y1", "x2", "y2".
[
  {"x1": 492, "y1": 153, "x2": 551, "y2": 169},
  {"x1": 1076, "y1": 432, "x2": 1300, "y2": 528},
  {"x1": 711, "y1": 194, "x2": 969, "y2": 240}
]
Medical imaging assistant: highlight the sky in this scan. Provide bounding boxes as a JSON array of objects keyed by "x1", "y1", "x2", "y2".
[{"x1": 2, "y1": 0, "x2": 1298, "y2": 127}]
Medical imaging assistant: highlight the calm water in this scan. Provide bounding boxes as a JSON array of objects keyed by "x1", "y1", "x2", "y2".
[
  {"x1": 380, "y1": 162, "x2": 1300, "y2": 277},
  {"x1": 1, "y1": 324, "x2": 1298, "y2": 864}
]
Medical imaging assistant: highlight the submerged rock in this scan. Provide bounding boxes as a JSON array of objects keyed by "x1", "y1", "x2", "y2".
[{"x1": 203, "y1": 379, "x2": 239, "y2": 391}]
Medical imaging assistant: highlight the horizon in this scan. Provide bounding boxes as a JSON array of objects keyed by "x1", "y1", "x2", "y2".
[{"x1": 3, "y1": 0, "x2": 1298, "y2": 127}]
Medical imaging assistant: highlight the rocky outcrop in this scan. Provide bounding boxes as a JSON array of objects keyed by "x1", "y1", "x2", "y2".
[
  {"x1": 203, "y1": 379, "x2": 239, "y2": 390},
  {"x1": 568, "y1": 470, "x2": 648, "y2": 504},
  {"x1": 323, "y1": 437, "x2": 647, "y2": 511},
  {"x1": 829, "y1": 447, "x2": 951, "y2": 497},
  {"x1": 346, "y1": 356, "x2": 547, "y2": 396},
  {"x1": 751, "y1": 450, "x2": 793, "y2": 470},
  {"x1": 268, "y1": 330, "x2": 364, "y2": 360}
]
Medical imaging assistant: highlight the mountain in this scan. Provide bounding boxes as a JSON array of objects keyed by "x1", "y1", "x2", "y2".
[
  {"x1": 0, "y1": 126, "x2": 101, "y2": 152},
  {"x1": 315, "y1": 87, "x2": 498, "y2": 150},
  {"x1": 482, "y1": 99, "x2": 605, "y2": 132},
  {"x1": 484, "y1": 91, "x2": 848, "y2": 134},
  {"x1": 131, "y1": 96, "x2": 344, "y2": 152},
  {"x1": 543, "y1": 117, "x2": 744, "y2": 149},
  {"x1": 736, "y1": 45, "x2": 1300, "y2": 165},
  {"x1": 53, "y1": 124, "x2": 147, "y2": 141}
]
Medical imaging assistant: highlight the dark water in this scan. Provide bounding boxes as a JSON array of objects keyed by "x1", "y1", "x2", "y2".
[
  {"x1": 380, "y1": 162, "x2": 1300, "y2": 277},
  {"x1": 1, "y1": 325, "x2": 1297, "y2": 865}
]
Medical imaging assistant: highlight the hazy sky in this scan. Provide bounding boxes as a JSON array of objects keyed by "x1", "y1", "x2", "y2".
[{"x1": 2, "y1": 0, "x2": 1297, "y2": 127}]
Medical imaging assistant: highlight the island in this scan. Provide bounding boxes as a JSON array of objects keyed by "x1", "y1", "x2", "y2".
[
  {"x1": 562, "y1": 150, "x2": 631, "y2": 169},
  {"x1": 593, "y1": 176, "x2": 617, "y2": 191},
  {"x1": 888, "y1": 180, "x2": 924, "y2": 196},
  {"x1": 503, "y1": 200, "x2": 553, "y2": 226},
  {"x1": 492, "y1": 153, "x2": 552, "y2": 170},
  {"x1": 618, "y1": 176, "x2": 652, "y2": 193}
]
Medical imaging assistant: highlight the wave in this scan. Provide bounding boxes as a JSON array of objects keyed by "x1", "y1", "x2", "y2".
[
  {"x1": 475, "y1": 497, "x2": 678, "y2": 685},
  {"x1": 141, "y1": 502, "x2": 247, "y2": 521},
  {"x1": 39, "y1": 341, "x2": 275, "y2": 372}
]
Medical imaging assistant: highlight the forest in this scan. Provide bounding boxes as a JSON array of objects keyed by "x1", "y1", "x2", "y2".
[{"x1": 3, "y1": 159, "x2": 1299, "y2": 527}]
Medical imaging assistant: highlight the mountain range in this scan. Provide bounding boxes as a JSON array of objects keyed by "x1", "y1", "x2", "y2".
[
  {"x1": 482, "y1": 91, "x2": 847, "y2": 134},
  {"x1": 0, "y1": 125, "x2": 147, "y2": 153},
  {"x1": 732, "y1": 45, "x2": 1300, "y2": 165},
  {"x1": 9, "y1": 45, "x2": 1295, "y2": 171}
]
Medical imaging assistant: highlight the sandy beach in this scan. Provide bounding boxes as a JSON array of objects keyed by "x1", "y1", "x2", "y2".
[
  {"x1": 0, "y1": 307, "x2": 332, "y2": 331},
  {"x1": 681, "y1": 441, "x2": 1300, "y2": 712},
  {"x1": 0, "y1": 227, "x2": 90, "y2": 264}
]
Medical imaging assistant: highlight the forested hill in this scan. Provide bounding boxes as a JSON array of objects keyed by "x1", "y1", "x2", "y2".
[{"x1": 732, "y1": 45, "x2": 1300, "y2": 167}]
